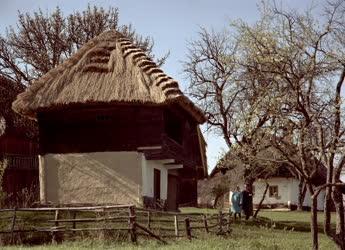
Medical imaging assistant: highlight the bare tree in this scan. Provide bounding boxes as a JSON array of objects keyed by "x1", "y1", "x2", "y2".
[
  {"x1": 185, "y1": 1, "x2": 345, "y2": 249},
  {"x1": 0, "y1": 5, "x2": 168, "y2": 85}
]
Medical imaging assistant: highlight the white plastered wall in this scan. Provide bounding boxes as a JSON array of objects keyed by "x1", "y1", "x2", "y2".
[
  {"x1": 40, "y1": 151, "x2": 143, "y2": 205},
  {"x1": 253, "y1": 177, "x2": 325, "y2": 210},
  {"x1": 141, "y1": 156, "x2": 168, "y2": 200},
  {"x1": 254, "y1": 178, "x2": 293, "y2": 205}
]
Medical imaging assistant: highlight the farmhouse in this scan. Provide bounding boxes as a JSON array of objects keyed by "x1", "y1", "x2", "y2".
[
  {"x1": 202, "y1": 161, "x2": 327, "y2": 211},
  {"x1": 248, "y1": 166, "x2": 325, "y2": 211},
  {"x1": 0, "y1": 76, "x2": 38, "y2": 204},
  {"x1": 13, "y1": 31, "x2": 207, "y2": 210}
]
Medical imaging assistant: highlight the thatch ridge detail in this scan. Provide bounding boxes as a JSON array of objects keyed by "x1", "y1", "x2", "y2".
[{"x1": 13, "y1": 31, "x2": 206, "y2": 123}]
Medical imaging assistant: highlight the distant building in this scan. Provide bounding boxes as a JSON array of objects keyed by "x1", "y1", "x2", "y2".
[
  {"x1": 248, "y1": 168, "x2": 325, "y2": 211},
  {"x1": 203, "y1": 155, "x2": 330, "y2": 211},
  {"x1": 0, "y1": 76, "x2": 38, "y2": 205},
  {"x1": 13, "y1": 31, "x2": 207, "y2": 210}
]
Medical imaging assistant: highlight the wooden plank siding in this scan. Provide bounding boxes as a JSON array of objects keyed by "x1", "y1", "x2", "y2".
[
  {"x1": 38, "y1": 105, "x2": 164, "y2": 154},
  {"x1": 37, "y1": 104, "x2": 203, "y2": 173}
]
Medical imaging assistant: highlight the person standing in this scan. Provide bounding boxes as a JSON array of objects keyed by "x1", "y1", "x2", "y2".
[
  {"x1": 231, "y1": 186, "x2": 242, "y2": 219},
  {"x1": 241, "y1": 184, "x2": 253, "y2": 220}
]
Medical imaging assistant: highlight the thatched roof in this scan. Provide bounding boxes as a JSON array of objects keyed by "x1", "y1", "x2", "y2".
[
  {"x1": 12, "y1": 31, "x2": 206, "y2": 123},
  {"x1": 210, "y1": 148, "x2": 339, "y2": 190}
]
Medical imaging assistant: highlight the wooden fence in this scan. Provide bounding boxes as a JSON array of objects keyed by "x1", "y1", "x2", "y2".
[{"x1": 0, "y1": 205, "x2": 232, "y2": 245}]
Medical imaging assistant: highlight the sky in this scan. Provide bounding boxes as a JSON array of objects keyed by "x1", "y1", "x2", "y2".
[{"x1": 0, "y1": 0, "x2": 324, "y2": 172}]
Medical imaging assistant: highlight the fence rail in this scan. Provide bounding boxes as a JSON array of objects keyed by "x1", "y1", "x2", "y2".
[{"x1": 0, "y1": 205, "x2": 232, "y2": 245}]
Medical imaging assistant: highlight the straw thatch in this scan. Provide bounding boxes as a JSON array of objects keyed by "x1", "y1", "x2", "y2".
[{"x1": 12, "y1": 31, "x2": 206, "y2": 123}]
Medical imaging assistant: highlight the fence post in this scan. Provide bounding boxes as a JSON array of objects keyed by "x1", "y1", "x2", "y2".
[
  {"x1": 184, "y1": 217, "x2": 191, "y2": 240},
  {"x1": 174, "y1": 215, "x2": 179, "y2": 237},
  {"x1": 72, "y1": 211, "x2": 77, "y2": 232},
  {"x1": 227, "y1": 212, "x2": 231, "y2": 233},
  {"x1": 52, "y1": 209, "x2": 60, "y2": 243},
  {"x1": 218, "y1": 210, "x2": 223, "y2": 235},
  {"x1": 147, "y1": 211, "x2": 151, "y2": 229},
  {"x1": 101, "y1": 208, "x2": 106, "y2": 239},
  {"x1": 202, "y1": 214, "x2": 209, "y2": 233},
  {"x1": 128, "y1": 206, "x2": 137, "y2": 243},
  {"x1": 10, "y1": 207, "x2": 17, "y2": 244}
]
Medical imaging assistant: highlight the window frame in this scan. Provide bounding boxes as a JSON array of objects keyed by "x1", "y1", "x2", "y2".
[{"x1": 269, "y1": 185, "x2": 279, "y2": 198}]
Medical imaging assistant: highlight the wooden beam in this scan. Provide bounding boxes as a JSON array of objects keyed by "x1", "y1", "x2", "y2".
[
  {"x1": 38, "y1": 155, "x2": 47, "y2": 204},
  {"x1": 164, "y1": 164, "x2": 183, "y2": 170},
  {"x1": 137, "y1": 146, "x2": 162, "y2": 151},
  {"x1": 148, "y1": 159, "x2": 175, "y2": 164}
]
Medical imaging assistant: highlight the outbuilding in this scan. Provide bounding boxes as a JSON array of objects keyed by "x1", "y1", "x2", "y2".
[{"x1": 0, "y1": 76, "x2": 38, "y2": 205}]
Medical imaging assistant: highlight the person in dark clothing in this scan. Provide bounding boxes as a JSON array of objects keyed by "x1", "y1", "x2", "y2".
[{"x1": 241, "y1": 184, "x2": 253, "y2": 220}]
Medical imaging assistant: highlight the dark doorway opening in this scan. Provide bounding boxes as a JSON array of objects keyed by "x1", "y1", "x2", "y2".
[
  {"x1": 154, "y1": 169, "x2": 161, "y2": 201},
  {"x1": 167, "y1": 174, "x2": 178, "y2": 211}
]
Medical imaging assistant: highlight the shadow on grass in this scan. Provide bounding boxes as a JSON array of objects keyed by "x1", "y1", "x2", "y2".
[{"x1": 234, "y1": 216, "x2": 336, "y2": 234}]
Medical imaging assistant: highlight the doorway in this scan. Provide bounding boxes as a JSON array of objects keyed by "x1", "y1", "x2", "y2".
[
  {"x1": 153, "y1": 169, "x2": 161, "y2": 201},
  {"x1": 167, "y1": 174, "x2": 178, "y2": 211}
]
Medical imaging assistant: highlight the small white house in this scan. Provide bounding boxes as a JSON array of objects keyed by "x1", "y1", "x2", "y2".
[
  {"x1": 224, "y1": 165, "x2": 327, "y2": 211},
  {"x1": 253, "y1": 177, "x2": 325, "y2": 211}
]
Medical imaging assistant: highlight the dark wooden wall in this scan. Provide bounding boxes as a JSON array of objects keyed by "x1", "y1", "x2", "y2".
[
  {"x1": 0, "y1": 136, "x2": 39, "y2": 204},
  {"x1": 0, "y1": 136, "x2": 38, "y2": 155},
  {"x1": 38, "y1": 103, "x2": 205, "y2": 206},
  {"x1": 38, "y1": 104, "x2": 203, "y2": 171},
  {"x1": 38, "y1": 105, "x2": 164, "y2": 154},
  {"x1": 2, "y1": 167, "x2": 39, "y2": 196}
]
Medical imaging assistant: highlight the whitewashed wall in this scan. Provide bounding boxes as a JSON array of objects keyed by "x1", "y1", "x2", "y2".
[
  {"x1": 254, "y1": 178, "x2": 294, "y2": 206},
  {"x1": 341, "y1": 170, "x2": 345, "y2": 202},
  {"x1": 253, "y1": 177, "x2": 325, "y2": 210},
  {"x1": 141, "y1": 157, "x2": 168, "y2": 200},
  {"x1": 40, "y1": 151, "x2": 170, "y2": 205}
]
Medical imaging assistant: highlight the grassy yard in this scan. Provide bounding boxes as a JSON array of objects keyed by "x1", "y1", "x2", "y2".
[
  {"x1": 0, "y1": 208, "x2": 338, "y2": 250},
  {"x1": 257, "y1": 210, "x2": 336, "y2": 233},
  {"x1": 259, "y1": 210, "x2": 336, "y2": 224},
  {"x1": 1, "y1": 223, "x2": 337, "y2": 250}
]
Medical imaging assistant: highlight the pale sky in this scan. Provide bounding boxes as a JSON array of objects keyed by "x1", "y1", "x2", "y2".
[{"x1": 0, "y1": 0, "x2": 322, "y2": 172}]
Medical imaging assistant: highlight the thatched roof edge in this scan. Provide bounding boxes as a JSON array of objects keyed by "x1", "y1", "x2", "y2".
[{"x1": 12, "y1": 31, "x2": 206, "y2": 123}]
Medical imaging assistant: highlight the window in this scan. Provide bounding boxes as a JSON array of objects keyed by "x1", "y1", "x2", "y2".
[{"x1": 269, "y1": 186, "x2": 278, "y2": 197}]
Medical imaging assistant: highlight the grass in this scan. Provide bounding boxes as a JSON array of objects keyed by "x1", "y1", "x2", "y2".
[
  {"x1": 1, "y1": 223, "x2": 337, "y2": 250},
  {"x1": 0, "y1": 208, "x2": 339, "y2": 249},
  {"x1": 179, "y1": 207, "x2": 217, "y2": 214},
  {"x1": 259, "y1": 210, "x2": 336, "y2": 224},
  {"x1": 257, "y1": 210, "x2": 336, "y2": 233}
]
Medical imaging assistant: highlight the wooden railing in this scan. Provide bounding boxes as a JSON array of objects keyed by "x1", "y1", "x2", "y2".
[
  {"x1": 162, "y1": 134, "x2": 184, "y2": 162},
  {"x1": 0, "y1": 205, "x2": 232, "y2": 245},
  {"x1": 2, "y1": 154, "x2": 38, "y2": 170}
]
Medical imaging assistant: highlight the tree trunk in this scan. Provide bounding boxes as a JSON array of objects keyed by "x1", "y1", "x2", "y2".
[
  {"x1": 245, "y1": 178, "x2": 254, "y2": 217},
  {"x1": 332, "y1": 187, "x2": 345, "y2": 250},
  {"x1": 324, "y1": 159, "x2": 334, "y2": 236},
  {"x1": 324, "y1": 185, "x2": 333, "y2": 236},
  {"x1": 298, "y1": 179, "x2": 307, "y2": 211},
  {"x1": 213, "y1": 195, "x2": 220, "y2": 209},
  {"x1": 308, "y1": 184, "x2": 319, "y2": 250},
  {"x1": 253, "y1": 182, "x2": 269, "y2": 218}
]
